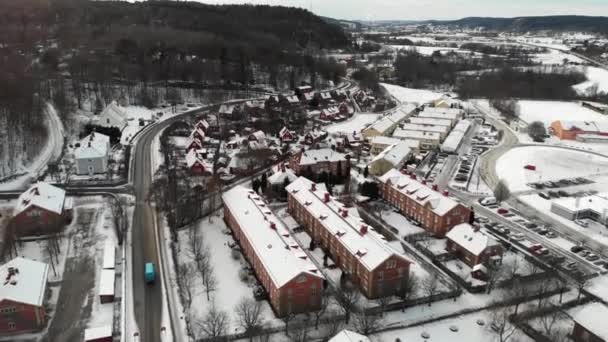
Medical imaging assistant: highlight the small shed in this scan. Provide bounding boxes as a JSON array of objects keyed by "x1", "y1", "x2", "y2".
[
  {"x1": 99, "y1": 269, "x2": 115, "y2": 304},
  {"x1": 102, "y1": 241, "x2": 115, "y2": 270},
  {"x1": 84, "y1": 325, "x2": 113, "y2": 342}
]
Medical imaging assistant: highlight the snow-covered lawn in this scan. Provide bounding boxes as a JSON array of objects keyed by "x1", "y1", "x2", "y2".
[
  {"x1": 380, "y1": 210, "x2": 425, "y2": 237},
  {"x1": 387, "y1": 45, "x2": 460, "y2": 56},
  {"x1": 381, "y1": 83, "x2": 444, "y2": 106},
  {"x1": 326, "y1": 113, "x2": 381, "y2": 135},
  {"x1": 573, "y1": 66, "x2": 608, "y2": 95},
  {"x1": 495, "y1": 146, "x2": 608, "y2": 192},
  {"x1": 533, "y1": 49, "x2": 585, "y2": 65},
  {"x1": 516, "y1": 100, "x2": 608, "y2": 127}
]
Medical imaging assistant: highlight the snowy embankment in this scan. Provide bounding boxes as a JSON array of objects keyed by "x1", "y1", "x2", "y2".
[
  {"x1": 573, "y1": 66, "x2": 608, "y2": 95},
  {"x1": 0, "y1": 103, "x2": 65, "y2": 191},
  {"x1": 325, "y1": 113, "x2": 381, "y2": 135},
  {"x1": 380, "y1": 83, "x2": 445, "y2": 106},
  {"x1": 515, "y1": 100, "x2": 608, "y2": 127}
]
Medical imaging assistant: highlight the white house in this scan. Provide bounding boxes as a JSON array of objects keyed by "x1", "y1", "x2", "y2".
[
  {"x1": 74, "y1": 132, "x2": 111, "y2": 175},
  {"x1": 97, "y1": 101, "x2": 127, "y2": 129}
]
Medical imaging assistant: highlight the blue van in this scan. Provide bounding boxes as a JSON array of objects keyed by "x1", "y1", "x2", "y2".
[{"x1": 145, "y1": 262, "x2": 156, "y2": 284}]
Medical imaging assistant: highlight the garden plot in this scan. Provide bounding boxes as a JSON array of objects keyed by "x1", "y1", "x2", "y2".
[
  {"x1": 175, "y1": 215, "x2": 281, "y2": 339},
  {"x1": 495, "y1": 146, "x2": 608, "y2": 192},
  {"x1": 326, "y1": 113, "x2": 381, "y2": 135},
  {"x1": 380, "y1": 209, "x2": 425, "y2": 237},
  {"x1": 381, "y1": 83, "x2": 444, "y2": 105},
  {"x1": 515, "y1": 100, "x2": 608, "y2": 127}
]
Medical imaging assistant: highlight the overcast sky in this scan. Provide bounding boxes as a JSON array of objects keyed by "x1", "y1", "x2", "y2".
[{"x1": 182, "y1": 0, "x2": 608, "y2": 21}]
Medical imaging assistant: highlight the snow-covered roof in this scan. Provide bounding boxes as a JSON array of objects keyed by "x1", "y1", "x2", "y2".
[
  {"x1": 285, "y1": 95, "x2": 300, "y2": 104},
  {"x1": 185, "y1": 149, "x2": 211, "y2": 170},
  {"x1": 190, "y1": 127, "x2": 206, "y2": 140},
  {"x1": 99, "y1": 269, "x2": 115, "y2": 296},
  {"x1": 320, "y1": 92, "x2": 332, "y2": 100},
  {"x1": 378, "y1": 169, "x2": 462, "y2": 216},
  {"x1": 279, "y1": 127, "x2": 294, "y2": 137},
  {"x1": 422, "y1": 106, "x2": 463, "y2": 115},
  {"x1": 14, "y1": 182, "x2": 66, "y2": 216},
  {"x1": 322, "y1": 106, "x2": 340, "y2": 116},
  {"x1": 371, "y1": 136, "x2": 401, "y2": 146},
  {"x1": 268, "y1": 164, "x2": 298, "y2": 185},
  {"x1": 446, "y1": 223, "x2": 499, "y2": 256},
  {"x1": 409, "y1": 117, "x2": 452, "y2": 127},
  {"x1": 556, "y1": 120, "x2": 608, "y2": 133},
  {"x1": 393, "y1": 128, "x2": 441, "y2": 141},
  {"x1": 286, "y1": 177, "x2": 412, "y2": 271},
  {"x1": 441, "y1": 120, "x2": 472, "y2": 153},
  {"x1": 400, "y1": 123, "x2": 450, "y2": 135},
  {"x1": 103, "y1": 241, "x2": 115, "y2": 269},
  {"x1": 329, "y1": 329, "x2": 371, "y2": 342},
  {"x1": 219, "y1": 104, "x2": 236, "y2": 115},
  {"x1": 222, "y1": 186, "x2": 324, "y2": 287},
  {"x1": 84, "y1": 326, "x2": 112, "y2": 341},
  {"x1": 572, "y1": 302, "x2": 608, "y2": 339},
  {"x1": 419, "y1": 109, "x2": 460, "y2": 121},
  {"x1": 197, "y1": 119, "x2": 210, "y2": 130},
  {"x1": 366, "y1": 116, "x2": 398, "y2": 135},
  {"x1": 75, "y1": 132, "x2": 110, "y2": 160},
  {"x1": 372, "y1": 142, "x2": 412, "y2": 168},
  {"x1": 298, "y1": 149, "x2": 346, "y2": 166},
  {"x1": 98, "y1": 101, "x2": 127, "y2": 127},
  {"x1": 0, "y1": 257, "x2": 48, "y2": 307},
  {"x1": 250, "y1": 130, "x2": 266, "y2": 141},
  {"x1": 551, "y1": 193, "x2": 608, "y2": 217}
]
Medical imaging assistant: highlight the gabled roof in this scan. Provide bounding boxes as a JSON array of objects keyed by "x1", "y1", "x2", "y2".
[
  {"x1": 185, "y1": 149, "x2": 211, "y2": 170},
  {"x1": 329, "y1": 329, "x2": 371, "y2": 342},
  {"x1": 75, "y1": 132, "x2": 110, "y2": 159},
  {"x1": 298, "y1": 149, "x2": 346, "y2": 166},
  {"x1": 279, "y1": 127, "x2": 294, "y2": 138},
  {"x1": 0, "y1": 257, "x2": 48, "y2": 307},
  {"x1": 222, "y1": 186, "x2": 324, "y2": 287},
  {"x1": 197, "y1": 119, "x2": 210, "y2": 130},
  {"x1": 372, "y1": 141, "x2": 412, "y2": 167},
  {"x1": 14, "y1": 182, "x2": 66, "y2": 216},
  {"x1": 286, "y1": 177, "x2": 412, "y2": 271},
  {"x1": 378, "y1": 169, "x2": 461, "y2": 216},
  {"x1": 446, "y1": 223, "x2": 499, "y2": 256},
  {"x1": 572, "y1": 302, "x2": 608, "y2": 339},
  {"x1": 98, "y1": 101, "x2": 127, "y2": 127},
  {"x1": 400, "y1": 123, "x2": 450, "y2": 135},
  {"x1": 393, "y1": 128, "x2": 441, "y2": 141},
  {"x1": 190, "y1": 128, "x2": 206, "y2": 140},
  {"x1": 268, "y1": 164, "x2": 298, "y2": 185},
  {"x1": 250, "y1": 130, "x2": 266, "y2": 141}
]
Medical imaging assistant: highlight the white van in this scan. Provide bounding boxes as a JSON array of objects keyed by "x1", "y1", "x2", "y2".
[{"x1": 480, "y1": 196, "x2": 497, "y2": 206}]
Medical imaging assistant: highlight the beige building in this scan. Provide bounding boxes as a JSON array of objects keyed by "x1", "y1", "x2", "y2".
[
  {"x1": 362, "y1": 104, "x2": 416, "y2": 138},
  {"x1": 393, "y1": 129, "x2": 441, "y2": 150},
  {"x1": 369, "y1": 142, "x2": 412, "y2": 176},
  {"x1": 399, "y1": 123, "x2": 450, "y2": 140}
]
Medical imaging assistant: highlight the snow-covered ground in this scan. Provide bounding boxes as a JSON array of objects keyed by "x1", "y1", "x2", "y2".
[
  {"x1": 515, "y1": 100, "x2": 608, "y2": 127},
  {"x1": 326, "y1": 113, "x2": 382, "y2": 135},
  {"x1": 533, "y1": 49, "x2": 585, "y2": 65},
  {"x1": 495, "y1": 146, "x2": 608, "y2": 192},
  {"x1": 381, "y1": 83, "x2": 445, "y2": 106},
  {"x1": 573, "y1": 66, "x2": 608, "y2": 95},
  {"x1": 387, "y1": 45, "x2": 460, "y2": 56},
  {"x1": 380, "y1": 209, "x2": 425, "y2": 237},
  {"x1": 120, "y1": 106, "x2": 156, "y2": 145}
]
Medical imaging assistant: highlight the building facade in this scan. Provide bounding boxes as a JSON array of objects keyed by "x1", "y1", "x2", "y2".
[
  {"x1": 11, "y1": 182, "x2": 73, "y2": 236},
  {"x1": 289, "y1": 149, "x2": 349, "y2": 176},
  {"x1": 379, "y1": 169, "x2": 471, "y2": 237},
  {"x1": 286, "y1": 177, "x2": 412, "y2": 299},
  {"x1": 445, "y1": 224, "x2": 503, "y2": 267}
]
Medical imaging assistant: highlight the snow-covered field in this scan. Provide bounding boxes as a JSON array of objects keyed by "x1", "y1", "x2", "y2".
[
  {"x1": 380, "y1": 209, "x2": 425, "y2": 236},
  {"x1": 381, "y1": 83, "x2": 444, "y2": 105},
  {"x1": 573, "y1": 66, "x2": 608, "y2": 95},
  {"x1": 120, "y1": 106, "x2": 155, "y2": 145},
  {"x1": 533, "y1": 49, "x2": 585, "y2": 65},
  {"x1": 515, "y1": 100, "x2": 608, "y2": 127},
  {"x1": 326, "y1": 113, "x2": 381, "y2": 135},
  {"x1": 495, "y1": 146, "x2": 608, "y2": 192},
  {"x1": 387, "y1": 45, "x2": 460, "y2": 56}
]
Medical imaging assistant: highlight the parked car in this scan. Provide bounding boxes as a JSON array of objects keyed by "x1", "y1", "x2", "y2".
[
  {"x1": 479, "y1": 197, "x2": 497, "y2": 206},
  {"x1": 510, "y1": 233, "x2": 525, "y2": 241},
  {"x1": 546, "y1": 232, "x2": 557, "y2": 238},
  {"x1": 497, "y1": 208, "x2": 509, "y2": 215},
  {"x1": 524, "y1": 222, "x2": 538, "y2": 229},
  {"x1": 587, "y1": 254, "x2": 600, "y2": 262},
  {"x1": 539, "y1": 192, "x2": 550, "y2": 200},
  {"x1": 534, "y1": 248, "x2": 550, "y2": 256},
  {"x1": 575, "y1": 219, "x2": 589, "y2": 228},
  {"x1": 571, "y1": 246, "x2": 584, "y2": 253},
  {"x1": 528, "y1": 244, "x2": 543, "y2": 252},
  {"x1": 558, "y1": 190, "x2": 570, "y2": 197}
]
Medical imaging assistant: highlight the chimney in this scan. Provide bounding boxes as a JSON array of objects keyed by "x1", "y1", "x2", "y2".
[
  {"x1": 270, "y1": 222, "x2": 277, "y2": 230},
  {"x1": 422, "y1": 179, "x2": 427, "y2": 185},
  {"x1": 324, "y1": 192, "x2": 330, "y2": 203},
  {"x1": 311, "y1": 183, "x2": 316, "y2": 192},
  {"x1": 341, "y1": 209, "x2": 348, "y2": 218},
  {"x1": 360, "y1": 225, "x2": 368, "y2": 235},
  {"x1": 443, "y1": 190, "x2": 449, "y2": 197},
  {"x1": 432, "y1": 184, "x2": 438, "y2": 191}
]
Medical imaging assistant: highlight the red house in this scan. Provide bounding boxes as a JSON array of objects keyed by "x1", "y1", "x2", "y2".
[
  {"x1": 11, "y1": 182, "x2": 73, "y2": 236},
  {"x1": 248, "y1": 130, "x2": 267, "y2": 142},
  {"x1": 190, "y1": 127, "x2": 205, "y2": 142},
  {"x1": 320, "y1": 107, "x2": 341, "y2": 121},
  {"x1": 196, "y1": 119, "x2": 210, "y2": 133},
  {"x1": 186, "y1": 138, "x2": 203, "y2": 152},
  {"x1": 445, "y1": 223, "x2": 503, "y2": 268},
  {"x1": 304, "y1": 130, "x2": 327, "y2": 146},
  {"x1": 223, "y1": 186, "x2": 325, "y2": 317},
  {"x1": 0, "y1": 258, "x2": 49, "y2": 335},
  {"x1": 186, "y1": 149, "x2": 211, "y2": 175},
  {"x1": 279, "y1": 127, "x2": 296, "y2": 143},
  {"x1": 244, "y1": 101, "x2": 265, "y2": 116}
]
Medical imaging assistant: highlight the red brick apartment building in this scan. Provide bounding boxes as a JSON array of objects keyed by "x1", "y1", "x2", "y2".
[
  {"x1": 445, "y1": 224, "x2": 503, "y2": 268},
  {"x1": 223, "y1": 186, "x2": 324, "y2": 317},
  {"x1": 11, "y1": 182, "x2": 73, "y2": 236},
  {"x1": 286, "y1": 177, "x2": 412, "y2": 299},
  {"x1": 289, "y1": 148, "x2": 349, "y2": 176},
  {"x1": 378, "y1": 169, "x2": 471, "y2": 238},
  {"x1": 571, "y1": 302, "x2": 608, "y2": 342},
  {"x1": 0, "y1": 258, "x2": 49, "y2": 335}
]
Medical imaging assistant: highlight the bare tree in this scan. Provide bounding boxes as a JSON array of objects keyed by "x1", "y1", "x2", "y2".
[
  {"x1": 490, "y1": 307, "x2": 517, "y2": 342},
  {"x1": 505, "y1": 277, "x2": 528, "y2": 315},
  {"x1": 421, "y1": 273, "x2": 440, "y2": 306},
  {"x1": 109, "y1": 196, "x2": 126, "y2": 244},
  {"x1": 337, "y1": 286, "x2": 360, "y2": 324},
  {"x1": 313, "y1": 290, "x2": 332, "y2": 330},
  {"x1": 44, "y1": 238, "x2": 58, "y2": 277},
  {"x1": 321, "y1": 310, "x2": 344, "y2": 340},
  {"x1": 290, "y1": 323, "x2": 310, "y2": 342},
  {"x1": 235, "y1": 297, "x2": 264, "y2": 341},
  {"x1": 282, "y1": 312, "x2": 295, "y2": 336},
  {"x1": 177, "y1": 262, "x2": 195, "y2": 310},
  {"x1": 353, "y1": 310, "x2": 382, "y2": 335},
  {"x1": 397, "y1": 273, "x2": 419, "y2": 305},
  {"x1": 574, "y1": 273, "x2": 589, "y2": 301},
  {"x1": 537, "y1": 305, "x2": 566, "y2": 338},
  {"x1": 375, "y1": 292, "x2": 391, "y2": 317},
  {"x1": 198, "y1": 303, "x2": 229, "y2": 338},
  {"x1": 202, "y1": 264, "x2": 218, "y2": 301},
  {"x1": 502, "y1": 258, "x2": 520, "y2": 280},
  {"x1": 493, "y1": 180, "x2": 511, "y2": 204},
  {"x1": 485, "y1": 262, "x2": 504, "y2": 294}
]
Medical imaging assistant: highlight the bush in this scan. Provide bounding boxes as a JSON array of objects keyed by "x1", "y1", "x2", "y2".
[{"x1": 231, "y1": 248, "x2": 241, "y2": 260}]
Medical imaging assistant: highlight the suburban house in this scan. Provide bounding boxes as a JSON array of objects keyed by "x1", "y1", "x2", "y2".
[
  {"x1": 320, "y1": 106, "x2": 342, "y2": 121},
  {"x1": 248, "y1": 130, "x2": 267, "y2": 143},
  {"x1": 219, "y1": 104, "x2": 240, "y2": 117},
  {"x1": 342, "y1": 132, "x2": 365, "y2": 149},
  {"x1": 316, "y1": 92, "x2": 334, "y2": 105},
  {"x1": 445, "y1": 223, "x2": 503, "y2": 268},
  {"x1": 223, "y1": 186, "x2": 325, "y2": 317},
  {"x1": 74, "y1": 132, "x2": 111, "y2": 175},
  {"x1": 286, "y1": 177, "x2": 412, "y2": 299},
  {"x1": 244, "y1": 100, "x2": 265, "y2": 116},
  {"x1": 550, "y1": 194, "x2": 608, "y2": 226},
  {"x1": 378, "y1": 169, "x2": 471, "y2": 237},
  {"x1": 295, "y1": 85, "x2": 314, "y2": 97},
  {"x1": 289, "y1": 148, "x2": 348, "y2": 176},
  {"x1": 362, "y1": 105, "x2": 415, "y2": 139},
  {"x1": 186, "y1": 138, "x2": 203, "y2": 152},
  {"x1": 303, "y1": 129, "x2": 328, "y2": 146},
  {"x1": 369, "y1": 142, "x2": 412, "y2": 176},
  {"x1": 279, "y1": 95, "x2": 301, "y2": 110},
  {"x1": 392, "y1": 129, "x2": 441, "y2": 150},
  {"x1": 0, "y1": 258, "x2": 49, "y2": 335},
  {"x1": 571, "y1": 302, "x2": 608, "y2": 342},
  {"x1": 279, "y1": 127, "x2": 296, "y2": 143},
  {"x1": 329, "y1": 330, "x2": 371, "y2": 342},
  {"x1": 433, "y1": 96, "x2": 461, "y2": 109},
  {"x1": 11, "y1": 182, "x2": 73, "y2": 236},
  {"x1": 195, "y1": 119, "x2": 210, "y2": 133},
  {"x1": 550, "y1": 120, "x2": 608, "y2": 140},
  {"x1": 267, "y1": 164, "x2": 298, "y2": 198},
  {"x1": 190, "y1": 127, "x2": 206, "y2": 142},
  {"x1": 185, "y1": 149, "x2": 211, "y2": 175},
  {"x1": 339, "y1": 102, "x2": 350, "y2": 115},
  {"x1": 97, "y1": 101, "x2": 127, "y2": 129}
]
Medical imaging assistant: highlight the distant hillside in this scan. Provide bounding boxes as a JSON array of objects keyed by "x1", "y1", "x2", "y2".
[{"x1": 427, "y1": 16, "x2": 608, "y2": 33}]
